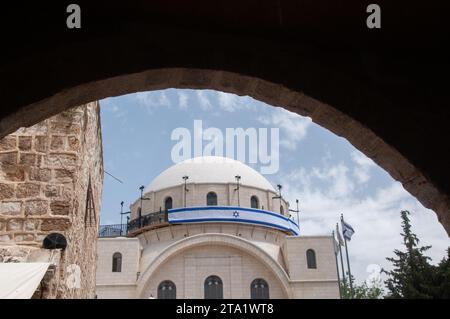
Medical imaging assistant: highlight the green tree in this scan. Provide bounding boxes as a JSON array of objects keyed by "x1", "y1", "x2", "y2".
[
  {"x1": 383, "y1": 210, "x2": 436, "y2": 298},
  {"x1": 340, "y1": 273, "x2": 384, "y2": 299},
  {"x1": 433, "y1": 248, "x2": 450, "y2": 298}
]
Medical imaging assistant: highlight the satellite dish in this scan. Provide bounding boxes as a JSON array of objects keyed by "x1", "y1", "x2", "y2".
[{"x1": 42, "y1": 233, "x2": 67, "y2": 250}]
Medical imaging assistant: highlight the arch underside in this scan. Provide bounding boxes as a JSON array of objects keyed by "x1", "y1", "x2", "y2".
[{"x1": 1, "y1": 4, "x2": 448, "y2": 234}]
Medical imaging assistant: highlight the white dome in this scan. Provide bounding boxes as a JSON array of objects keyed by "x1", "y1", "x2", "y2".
[{"x1": 145, "y1": 156, "x2": 275, "y2": 193}]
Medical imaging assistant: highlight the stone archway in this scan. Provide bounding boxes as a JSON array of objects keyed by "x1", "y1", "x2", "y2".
[
  {"x1": 136, "y1": 233, "x2": 293, "y2": 298},
  {"x1": 2, "y1": 67, "x2": 449, "y2": 235},
  {"x1": 1, "y1": 2, "x2": 448, "y2": 234}
]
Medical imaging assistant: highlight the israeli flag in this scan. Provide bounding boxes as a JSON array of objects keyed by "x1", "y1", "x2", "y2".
[{"x1": 342, "y1": 220, "x2": 355, "y2": 241}]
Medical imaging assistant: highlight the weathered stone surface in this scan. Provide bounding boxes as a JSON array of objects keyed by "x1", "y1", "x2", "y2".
[
  {"x1": 24, "y1": 200, "x2": 48, "y2": 215},
  {"x1": 34, "y1": 136, "x2": 47, "y2": 152},
  {"x1": 18, "y1": 136, "x2": 32, "y2": 151},
  {"x1": 54, "y1": 169, "x2": 74, "y2": 181},
  {"x1": 45, "y1": 153, "x2": 77, "y2": 167},
  {"x1": 0, "y1": 234, "x2": 12, "y2": 242},
  {"x1": 0, "y1": 136, "x2": 16, "y2": 151},
  {"x1": 14, "y1": 233, "x2": 35, "y2": 242},
  {"x1": 0, "y1": 183, "x2": 14, "y2": 200},
  {"x1": 44, "y1": 185, "x2": 60, "y2": 198},
  {"x1": 16, "y1": 183, "x2": 40, "y2": 198},
  {"x1": 0, "y1": 201, "x2": 22, "y2": 215},
  {"x1": 50, "y1": 200, "x2": 71, "y2": 215},
  {"x1": 29, "y1": 167, "x2": 51, "y2": 182},
  {"x1": 7, "y1": 218, "x2": 23, "y2": 231},
  {"x1": 24, "y1": 219, "x2": 40, "y2": 231},
  {"x1": 41, "y1": 218, "x2": 71, "y2": 231},
  {"x1": 0, "y1": 102, "x2": 103, "y2": 299},
  {"x1": 50, "y1": 135, "x2": 65, "y2": 150},
  {"x1": 19, "y1": 153, "x2": 36, "y2": 165},
  {"x1": 0, "y1": 165, "x2": 25, "y2": 182},
  {"x1": 50, "y1": 122, "x2": 81, "y2": 135},
  {"x1": 0, "y1": 152, "x2": 18, "y2": 165},
  {"x1": 68, "y1": 136, "x2": 80, "y2": 151}
]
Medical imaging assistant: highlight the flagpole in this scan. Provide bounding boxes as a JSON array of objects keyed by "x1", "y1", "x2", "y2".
[
  {"x1": 341, "y1": 214, "x2": 354, "y2": 296},
  {"x1": 337, "y1": 223, "x2": 346, "y2": 284},
  {"x1": 332, "y1": 230, "x2": 343, "y2": 299}
]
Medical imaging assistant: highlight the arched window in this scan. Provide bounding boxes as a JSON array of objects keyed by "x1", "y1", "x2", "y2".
[
  {"x1": 112, "y1": 252, "x2": 122, "y2": 272},
  {"x1": 164, "y1": 197, "x2": 173, "y2": 210},
  {"x1": 250, "y1": 196, "x2": 259, "y2": 209},
  {"x1": 306, "y1": 249, "x2": 317, "y2": 269},
  {"x1": 250, "y1": 278, "x2": 269, "y2": 299},
  {"x1": 157, "y1": 280, "x2": 176, "y2": 299},
  {"x1": 204, "y1": 275, "x2": 223, "y2": 299},
  {"x1": 206, "y1": 192, "x2": 218, "y2": 206}
]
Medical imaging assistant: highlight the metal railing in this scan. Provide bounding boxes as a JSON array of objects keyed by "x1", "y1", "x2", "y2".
[
  {"x1": 98, "y1": 223, "x2": 128, "y2": 238},
  {"x1": 98, "y1": 210, "x2": 169, "y2": 238},
  {"x1": 127, "y1": 209, "x2": 168, "y2": 234}
]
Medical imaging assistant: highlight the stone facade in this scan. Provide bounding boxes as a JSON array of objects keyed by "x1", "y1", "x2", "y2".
[
  {"x1": 0, "y1": 102, "x2": 103, "y2": 298},
  {"x1": 96, "y1": 224, "x2": 339, "y2": 299}
]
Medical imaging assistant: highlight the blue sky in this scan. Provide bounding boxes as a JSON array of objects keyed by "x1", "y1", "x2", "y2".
[{"x1": 100, "y1": 89, "x2": 449, "y2": 286}]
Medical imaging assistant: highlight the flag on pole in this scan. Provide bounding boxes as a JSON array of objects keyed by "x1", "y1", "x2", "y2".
[
  {"x1": 342, "y1": 220, "x2": 355, "y2": 241},
  {"x1": 332, "y1": 231, "x2": 340, "y2": 255},
  {"x1": 336, "y1": 224, "x2": 344, "y2": 246}
]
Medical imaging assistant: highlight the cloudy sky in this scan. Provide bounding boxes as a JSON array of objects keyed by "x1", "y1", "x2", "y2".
[{"x1": 100, "y1": 89, "x2": 449, "y2": 286}]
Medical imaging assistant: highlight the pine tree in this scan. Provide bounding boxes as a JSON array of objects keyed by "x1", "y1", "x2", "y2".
[
  {"x1": 433, "y1": 248, "x2": 450, "y2": 298},
  {"x1": 383, "y1": 210, "x2": 436, "y2": 298}
]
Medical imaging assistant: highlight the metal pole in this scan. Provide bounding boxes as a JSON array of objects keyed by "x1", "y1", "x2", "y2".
[
  {"x1": 332, "y1": 230, "x2": 343, "y2": 299},
  {"x1": 139, "y1": 186, "x2": 144, "y2": 228},
  {"x1": 120, "y1": 201, "x2": 124, "y2": 236},
  {"x1": 235, "y1": 175, "x2": 241, "y2": 207},
  {"x1": 342, "y1": 215, "x2": 354, "y2": 296},
  {"x1": 183, "y1": 176, "x2": 189, "y2": 208}
]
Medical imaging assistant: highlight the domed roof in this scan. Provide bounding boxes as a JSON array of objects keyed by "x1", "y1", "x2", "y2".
[{"x1": 145, "y1": 156, "x2": 275, "y2": 193}]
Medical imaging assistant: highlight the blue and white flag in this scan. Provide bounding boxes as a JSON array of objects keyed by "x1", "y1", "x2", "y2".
[{"x1": 341, "y1": 220, "x2": 355, "y2": 241}]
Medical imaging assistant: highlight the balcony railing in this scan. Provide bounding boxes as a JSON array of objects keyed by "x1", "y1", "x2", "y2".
[
  {"x1": 98, "y1": 206, "x2": 300, "y2": 238},
  {"x1": 127, "y1": 209, "x2": 169, "y2": 234},
  {"x1": 98, "y1": 223, "x2": 128, "y2": 238}
]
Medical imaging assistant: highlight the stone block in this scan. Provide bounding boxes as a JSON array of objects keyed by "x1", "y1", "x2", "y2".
[
  {"x1": 54, "y1": 168, "x2": 75, "y2": 181},
  {"x1": 46, "y1": 154, "x2": 77, "y2": 167},
  {"x1": 0, "y1": 201, "x2": 22, "y2": 215},
  {"x1": 18, "y1": 136, "x2": 32, "y2": 151},
  {"x1": 16, "y1": 183, "x2": 40, "y2": 198},
  {"x1": 50, "y1": 122, "x2": 81, "y2": 135},
  {"x1": 0, "y1": 183, "x2": 15, "y2": 200},
  {"x1": 0, "y1": 136, "x2": 17, "y2": 151},
  {"x1": 19, "y1": 153, "x2": 37, "y2": 165},
  {"x1": 0, "y1": 152, "x2": 18, "y2": 165},
  {"x1": 50, "y1": 200, "x2": 71, "y2": 215},
  {"x1": 34, "y1": 136, "x2": 48, "y2": 152},
  {"x1": 41, "y1": 218, "x2": 71, "y2": 231},
  {"x1": 68, "y1": 136, "x2": 80, "y2": 151},
  {"x1": 44, "y1": 185, "x2": 60, "y2": 198},
  {"x1": 14, "y1": 233, "x2": 36, "y2": 242},
  {"x1": 7, "y1": 218, "x2": 23, "y2": 231},
  {"x1": 0, "y1": 234, "x2": 12, "y2": 242},
  {"x1": 50, "y1": 135, "x2": 65, "y2": 150},
  {"x1": 0, "y1": 165, "x2": 25, "y2": 182},
  {"x1": 24, "y1": 200, "x2": 48, "y2": 215},
  {"x1": 29, "y1": 167, "x2": 52, "y2": 182},
  {"x1": 24, "y1": 219, "x2": 40, "y2": 231}
]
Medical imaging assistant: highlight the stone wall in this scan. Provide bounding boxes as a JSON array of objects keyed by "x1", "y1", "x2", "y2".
[{"x1": 0, "y1": 102, "x2": 103, "y2": 298}]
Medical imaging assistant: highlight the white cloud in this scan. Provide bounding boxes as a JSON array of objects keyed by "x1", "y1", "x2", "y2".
[
  {"x1": 196, "y1": 91, "x2": 213, "y2": 111},
  {"x1": 178, "y1": 91, "x2": 189, "y2": 110},
  {"x1": 351, "y1": 151, "x2": 376, "y2": 184},
  {"x1": 281, "y1": 160, "x2": 450, "y2": 286},
  {"x1": 135, "y1": 91, "x2": 171, "y2": 114},
  {"x1": 257, "y1": 108, "x2": 311, "y2": 150}
]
